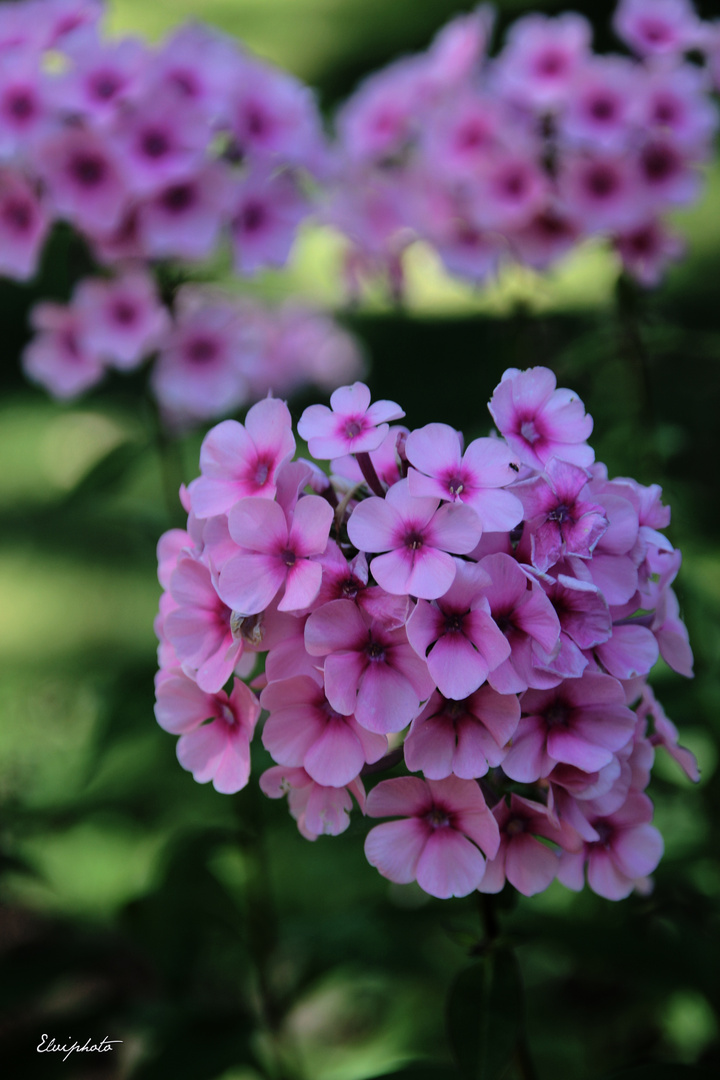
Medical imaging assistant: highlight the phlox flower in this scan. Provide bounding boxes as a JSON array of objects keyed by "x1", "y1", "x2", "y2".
[
  {"x1": 509, "y1": 205, "x2": 581, "y2": 271},
  {"x1": 304, "y1": 598, "x2": 434, "y2": 734},
  {"x1": 73, "y1": 270, "x2": 170, "y2": 370},
  {"x1": 636, "y1": 137, "x2": 701, "y2": 209},
  {"x1": 406, "y1": 561, "x2": 511, "y2": 700},
  {"x1": 638, "y1": 684, "x2": 699, "y2": 782},
  {"x1": 347, "y1": 478, "x2": 482, "y2": 600},
  {"x1": 138, "y1": 162, "x2": 234, "y2": 262},
  {"x1": 110, "y1": 92, "x2": 207, "y2": 197},
  {"x1": 260, "y1": 764, "x2": 365, "y2": 840},
  {"x1": 514, "y1": 458, "x2": 608, "y2": 573},
  {"x1": 559, "y1": 151, "x2": 644, "y2": 234},
  {"x1": 470, "y1": 150, "x2": 549, "y2": 232},
  {"x1": 477, "y1": 552, "x2": 562, "y2": 693},
  {"x1": 56, "y1": 29, "x2": 147, "y2": 122},
  {"x1": 0, "y1": 49, "x2": 51, "y2": 159},
  {"x1": 488, "y1": 366, "x2": 594, "y2": 470},
  {"x1": 150, "y1": 298, "x2": 250, "y2": 425},
  {"x1": 559, "y1": 57, "x2": 639, "y2": 151},
  {"x1": 189, "y1": 397, "x2": 296, "y2": 518},
  {"x1": 405, "y1": 422, "x2": 523, "y2": 532},
  {"x1": 502, "y1": 671, "x2": 636, "y2": 783},
  {"x1": 558, "y1": 791, "x2": 664, "y2": 900},
  {"x1": 261, "y1": 675, "x2": 387, "y2": 788},
  {"x1": 34, "y1": 126, "x2": 127, "y2": 233},
  {"x1": 231, "y1": 168, "x2": 310, "y2": 275},
  {"x1": 613, "y1": 0, "x2": 701, "y2": 57},
  {"x1": 364, "y1": 775, "x2": 500, "y2": 899},
  {"x1": 22, "y1": 301, "x2": 104, "y2": 399},
  {"x1": 0, "y1": 168, "x2": 48, "y2": 280},
  {"x1": 164, "y1": 555, "x2": 244, "y2": 694},
  {"x1": 492, "y1": 12, "x2": 592, "y2": 110},
  {"x1": 614, "y1": 220, "x2": 685, "y2": 287},
  {"x1": 298, "y1": 381, "x2": 404, "y2": 460},
  {"x1": 154, "y1": 670, "x2": 260, "y2": 794},
  {"x1": 479, "y1": 794, "x2": 580, "y2": 897},
  {"x1": 535, "y1": 572, "x2": 611, "y2": 680},
  {"x1": 403, "y1": 685, "x2": 520, "y2": 781},
  {"x1": 217, "y1": 493, "x2": 333, "y2": 615}
]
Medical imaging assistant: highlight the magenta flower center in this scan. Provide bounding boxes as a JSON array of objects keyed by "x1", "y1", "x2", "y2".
[
  {"x1": 241, "y1": 201, "x2": 267, "y2": 233},
  {"x1": 366, "y1": 640, "x2": 385, "y2": 662},
  {"x1": 545, "y1": 702, "x2": 571, "y2": 727},
  {"x1": 7, "y1": 90, "x2": 35, "y2": 120},
  {"x1": 162, "y1": 183, "x2": 196, "y2": 213},
  {"x1": 505, "y1": 817, "x2": 527, "y2": 837},
  {"x1": 444, "y1": 612, "x2": 466, "y2": 634},
  {"x1": 92, "y1": 72, "x2": 121, "y2": 101},
  {"x1": 70, "y1": 153, "x2": 107, "y2": 188},
  {"x1": 641, "y1": 144, "x2": 676, "y2": 183},
  {"x1": 186, "y1": 336, "x2": 219, "y2": 365},
  {"x1": 548, "y1": 502, "x2": 571, "y2": 524},
  {"x1": 589, "y1": 96, "x2": 616, "y2": 121},
  {"x1": 254, "y1": 460, "x2": 270, "y2": 486},
  {"x1": 586, "y1": 167, "x2": 617, "y2": 198},
  {"x1": 344, "y1": 417, "x2": 364, "y2": 438},
  {"x1": 425, "y1": 807, "x2": 451, "y2": 828},
  {"x1": 281, "y1": 548, "x2": 296, "y2": 568},
  {"x1": 536, "y1": 49, "x2": 566, "y2": 77},
  {"x1": 142, "y1": 129, "x2": 171, "y2": 159},
  {"x1": 112, "y1": 300, "x2": 137, "y2": 326},
  {"x1": 404, "y1": 529, "x2": 424, "y2": 551},
  {"x1": 3, "y1": 198, "x2": 32, "y2": 232}
]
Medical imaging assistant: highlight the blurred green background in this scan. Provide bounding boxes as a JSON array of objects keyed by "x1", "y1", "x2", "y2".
[{"x1": 1, "y1": 1, "x2": 719, "y2": 1078}]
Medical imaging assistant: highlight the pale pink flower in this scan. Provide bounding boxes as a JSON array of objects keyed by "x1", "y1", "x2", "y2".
[
  {"x1": 22, "y1": 301, "x2": 104, "y2": 399},
  {"x1": 364, "y1": 776, "x2": 500, "y2": 899},
  {"x1": 34, "y1": 126, "x2": 127, "y2": 233},
  {"x1": 492, "y1": 12, "x2": 592, "y2": 110},
  {"x1": 155, "y1": 670, "x2": 260, "y2": 794},
  {"x1": 0, "y1": 168, "x2": 48, "y2": 280},
  {"x1": 189, "y1": 397, "x2": 296, "y2": 518},
  {"x1": 406, "y1": 561, "x2": 511, "y2": 699},
  {"x1": 138, "y1": 162, "x2": 233, "y2": 262},
  {"x1": 231, "y1": 168, "x2": 310, "y2": 275},
  {"x1": 479, "y1": 794, "x2": 580, "y2": 896},
  {"x1": 260, "y1": 764, "x2": 365, "y2": 840},
  {"x1": 406, "y1": 422, "x2": 523, "y2": 532},
  {"x1": 403, "y1": 685, "x2": 520, "y2": 780},
  {"x1": 347, "y1": 478, "x2": 482, "y2": 600},
  {"x1": 614, "y1": 220, "x2": 685, "y2": 287},
  {"x1": 261, "y1": 675, "x2": 387, "y2": 787},
  {"x1": 613, "y1": 0, "x2": 701, "y2": 57},
  {"x1": 299, "y1": 381, "x2": 404, "y2": 461},
  {"x1": 488, "y1": 367, "x2": 594, "y2": 470},
  {"x1": 73, "y1": 270, "x2": 170, "y2": 370},
  {"x1": 304, "y1": 598, "x2": 434, "y2": 734},
  {"x1": 218, "y1": 494, "x2": 333, "y2": 615}
]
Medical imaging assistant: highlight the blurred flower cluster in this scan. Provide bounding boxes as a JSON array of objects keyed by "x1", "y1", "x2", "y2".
[
  {"x1": 8, "y1": 0, "x2": 720, "y2": 424},
  {"x1": 330, "y1": 0, "x2": 720, "y2": 293},
  {"x1": 155, "y1": 368, "x2": 697, "y2": 902},
  {"x1": 4, "y1": 0, "x2": 357, "y2": 423}
]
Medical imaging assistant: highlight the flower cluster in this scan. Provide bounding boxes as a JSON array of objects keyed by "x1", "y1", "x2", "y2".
[
  {"x1": 154, "y1": 368, "x2": 697, "y2": 902},
  {"x1": 0, "y1": 0, "x2": 325, "y2": 281},
  {"x1": 22, "y1": 275, "x2": 363, "y2": 428},
  {"x1": 328, "y1": 0, "x2": 719, "y2": 291}
]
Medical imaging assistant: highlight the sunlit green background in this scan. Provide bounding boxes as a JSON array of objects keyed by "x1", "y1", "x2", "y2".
[{"x1": 1, "y1": 1, "x2": 719, "y2": 1078}]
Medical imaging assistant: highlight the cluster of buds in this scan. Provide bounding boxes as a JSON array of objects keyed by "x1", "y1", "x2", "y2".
[
  {"x1": 329, "y1": 0, "x2": 719, "y2": 292},
  {"x1": 155, "y1": 367, "x2": 697, "y2": 902},
  {"x1": 22, "y1": 274, "x2": 363, "y2": 427}
]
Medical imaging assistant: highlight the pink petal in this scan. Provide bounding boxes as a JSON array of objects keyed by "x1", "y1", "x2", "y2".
[
  {"x1": 228, "y1": 496, "x2": 288, "y2": 552},
  {"x1": 217, "y1": 552, "x2": 286, "y2": 614},
  {"x1": 364, "y1": 818, "x2": 429, "y2": 884},
  {"x1": 415, "y1": 829, "x2": 486, "y2": 898},
  {"x1": 280, "y1": 558, "x2": 323, "y2": 611},
  {"x1": 505, "y1": 833, "x2": 558, "y2": 896},
  {"x1": 303, "y1": 717, "x2": 366, "y2": 787},
  {"x1": 356, "y1": 660, "x2": 422, "y2": 733}
]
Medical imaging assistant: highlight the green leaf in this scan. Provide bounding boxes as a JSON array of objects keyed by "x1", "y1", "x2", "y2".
[{"x1": 446, "y1": 949, "x2": 523, "y2": 1080}]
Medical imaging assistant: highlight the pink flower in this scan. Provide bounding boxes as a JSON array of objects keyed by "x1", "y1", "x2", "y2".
[
  {"x1": 155, "y1": 671, "x2": 260, "y2": 794},
  {"x1": 261, "y1": 675, "x2": 387, "y2": 788},
  {"x1": 73, "y1": 270, "x2": 170, "y2": 370},
  {"x1": 558, "y1": 791, "x2": 664, "y2": 900},
  {"x1": 406, "y1": 561, "x2": 511, "y2": 699},
  {"x1": 110, "y1": 92, "x2": 207, "y2": 196},
  {"x1": 404, "y1": 685, "x2": 520, "y2": 780},
  {"x1": 479, "y1": 794, "x2": 580, "y2": 896},
  {"x1": 0, "y1": 169, "x2": 48, "y2": 281},
  {"x1": 502, "y1": 672, "x2": 636, "y2": 783},
  {"x1": 231, "y1": 168, "x2": 310, "y2": 275},
  {"x1": 614, "y1": 220, "x2": 685, "y2": 287},
  {"x1": 164, "y1": 555, "x2": 243, "y2": 694},
  {"x1": 22, "y1": 301, "x2": 104, "y2": 399},
  {"x1": 639, "y1": 684, "x2": 699, "y2": 782},
  {"x1": 492, "y1": 12, "x2": 592, "y2": 110},
  {"x1": 189, "y1": 397, "x2": 296, "y2": 518},
  {"x1": 347, "y1": 478, "x2": 482, "y2": 600},
  {"x1": 217, "y1": 494, "x2": 333, "y2": 615},
  {"x1": 304, "y1": 599, "x2": 434, "y2": 734},
  {"x1": 559, "y1": 151, "x2": 644, "y2": 234},
  {"x1": 613, "y1": 0, "x2": 701, "y2": 58},
  {"x1": 260, "y1": 765, "x2": 365, "y2": 839},
  {"x1": 515, "y1": 458, "x2": 608, "y2": 572},
  {"x1": 34, "y1": 126, "x2": 127, "y2": 234},
  {"x1": 298, "y1": 381, "x2": 404, "y2": 460},
  {"x1": 138, "y1": 162, "x2": 233, "y2": 262},
  {"x1": 406, "y1": 423, "x2": 523, "y2": 532},
  {"x1": 364, "y1": 776, "x2": 500, "y2": 898},
  {"x1": 488, "y1": 367, "x2": 594, "y2": 470}
]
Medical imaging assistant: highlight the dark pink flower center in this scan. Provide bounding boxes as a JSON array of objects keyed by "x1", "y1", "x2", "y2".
[
  {"x1": 404, "y1": 529, "x2": 424, "y2": 551},
  {"x1": 186, "y1": 336, "x2": 219, "y2": 364},
  {"x1": 141, "y1": 129, "x2": 171, "y2": 159},
  {"x1": 366, "y1": 640, "x2": 385, "y2": 662},
  {"x1": 254, "y1": 460, "x2": 271, "y2": 487},
  {"x1": 282, "y1": 549, "x2": 296, "y2": 568},
  {"x1": 586, "y1": 166, "x2": 617, "y2": 198},
  {"x1": 536, "y1": 49, "x2": 566, "y2": 77},
  {"x1": 506, "y1": 817, "x2": 527, "y2": 837},
  {"x1": 70, "y1": 153, "x2": 107, "y2": 188},
  {"x1": 425, "y1": 806, "x2": 451, "y2": 828},
  {"x1": 547, "y1": 502, "x2": 572, "y2": 524},
  {"x1": 344, "y1": 417, "x2": 364, "y2": 439},
  {"x1": 162, "y1": 183, "x2": 196, "y2": 213},
  {"x1": 589, "y1": 95, "x2": 616, "y2": 122},
  {"x1": 458, "y1": 121, "x2": 487, "y2": 151},
  {"x1": 240, "y1": 200, "x2": 267, "y2": 233},
  {"x1": 639, "y1": 19, "x2": 671, "y2": 45},
  {"x1": 653, "y1": 99, "x2": 677, "y2": 125},
  {"x1": 91, "y1": 72, "x2": 121, "y2": 101},
  {"x1": 500, "y1": 169, "x2": 528, "y2": 199},
  {"x1": 545, "y1": 701, "x2": 571, "y2": 727},
  {"x1": 641, "y1": 144, "x2": 677, "y2": 183},
  {"x1": 340, "y1": 577, "x2": 360, "y2": 599},
  {"x1": 520, "y1": 418, "x2": 540, "y2": 444},
  {"x1": 112, "y1": 300, "x2": 137, "y2": 326},
  {"x1": 444, "y1": 611, "x2": 466, "y2": 634},
  {"x1": 2, "y1": 198, "x2": 32, "y2": 232},
  {"x1": 6, "y1": 90, "x2": 35, "y2": 120}
]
